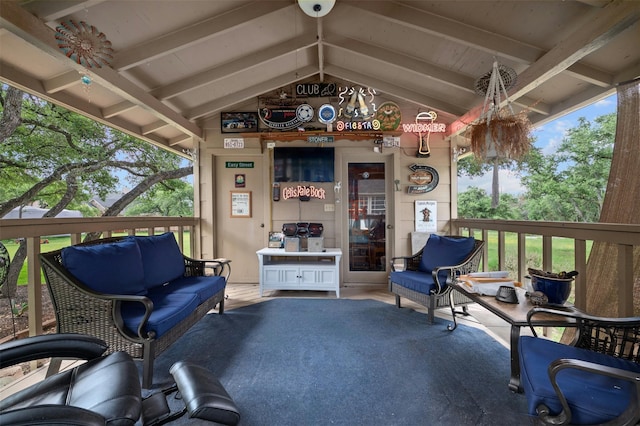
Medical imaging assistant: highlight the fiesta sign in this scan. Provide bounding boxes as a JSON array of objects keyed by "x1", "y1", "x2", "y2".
[{"x1": 282, "y1": 185, "x2": 327, "y2": 200}]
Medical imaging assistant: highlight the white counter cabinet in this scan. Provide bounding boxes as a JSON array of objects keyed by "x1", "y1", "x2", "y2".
[{"x1": 256, "y1": 248, "x2": 342, "y2": 297}]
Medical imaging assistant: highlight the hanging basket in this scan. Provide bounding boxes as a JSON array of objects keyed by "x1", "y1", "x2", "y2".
[
  {"x1": 467, "y1": 61, "x2": 532, "y2": 161},
  {"x1": 468, "y1": 111, "x2": 532, "y2": 160}
]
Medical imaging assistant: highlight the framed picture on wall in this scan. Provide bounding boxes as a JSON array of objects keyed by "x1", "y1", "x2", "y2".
[
  {"x1": 230, "y1": 191, "x2": 252, "y2": 218},
  {"x1": 221, "y1": 112, "x2": 259, "y2": 133},
  {"x1": 415, "y1": 200, "x2": 437, "y2": 232}
]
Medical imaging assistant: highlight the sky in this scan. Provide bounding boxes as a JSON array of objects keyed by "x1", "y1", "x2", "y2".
[{"x1": 457, "y1": 94, "x2": 618, "y2": 195}]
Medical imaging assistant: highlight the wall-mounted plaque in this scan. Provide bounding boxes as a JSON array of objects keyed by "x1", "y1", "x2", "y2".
[
  {"x1": 230, "y1": 191, "x2": 251, "y2": 218},
  {"x1": 407, "y1": 164, "x2": 439, "y2": 193}
]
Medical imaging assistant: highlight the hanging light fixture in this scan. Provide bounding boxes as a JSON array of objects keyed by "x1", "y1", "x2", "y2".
[{"x1": 298, "y1": 0, "x2": 336, "y2": 18}]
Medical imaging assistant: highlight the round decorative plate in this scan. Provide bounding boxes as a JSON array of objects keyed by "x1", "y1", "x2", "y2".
[
  {"x1": 296, "y1": 104, "x2": 314, "y2": 122},
  {"x1": 318, "y1": 104, "x2": 337, "y2": 124}
]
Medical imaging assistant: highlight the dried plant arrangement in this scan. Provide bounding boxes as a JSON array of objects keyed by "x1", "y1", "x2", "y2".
[
  {"x1": 467, "y1": 109, "x2": 532, "y2": 160},
  {"x1": 468, "y1": 61, "x2": 532, "y2": 161}
]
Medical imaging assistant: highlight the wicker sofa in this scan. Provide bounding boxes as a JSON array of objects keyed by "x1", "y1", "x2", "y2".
[
  {"x1": 40, "y1": 232, "x2": 230, "y2": 389},
  {"x1": 389, "y1": 234, "x2": 484, "y2": 324}
]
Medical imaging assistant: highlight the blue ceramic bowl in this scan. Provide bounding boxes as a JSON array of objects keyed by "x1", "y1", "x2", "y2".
[{"x1": 531, "y1": 275, "x2": 573, "y2": 305}]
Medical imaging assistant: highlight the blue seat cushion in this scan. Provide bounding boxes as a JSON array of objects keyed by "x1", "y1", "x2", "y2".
[
  {"x1": 154, "y1": 275, "x2": 226, "y2": 304},
  {"x1": 418, "y1": 235, "x2": 475, "y2": 275},
  {"x1": 61, "y1": 239, "x2": 146, "y2": 295},
  {"x1": 519, "y1": 336, "x2": 640, "y2": 424},
  {"x1": 128, "y1": 233, "x2": 186, "y2": 290},
  {"x1": 121, "y1": 292, "x2": 199, "y2": 338},
  {"x1": 390, "y1": 270, "x2": 436, "y2": 295}
]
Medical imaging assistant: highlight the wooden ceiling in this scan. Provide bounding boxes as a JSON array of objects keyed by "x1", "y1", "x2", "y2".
[{"x1": 1, "y1": 1, "x2": 639, "y2": 155}]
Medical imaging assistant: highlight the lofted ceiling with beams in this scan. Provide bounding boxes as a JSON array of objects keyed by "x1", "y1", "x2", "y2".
[{"x1": 1, "y1": 0, "x2": 639, "y2": 156}]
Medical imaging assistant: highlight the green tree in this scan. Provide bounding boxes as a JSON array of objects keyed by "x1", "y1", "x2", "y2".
[
  {"x1": 126, "y1": 179, "x2": 194, "y2": 217},
  {"x1": 457, "y1": 187, "x2": 523, "y2": 219},
  {"x1": 519, "y1": 114, "x2": 614, "y2": 222},
  {"x1": 456, "y1": 152, "x2": 524, "y2": 208},
  {"x1": 0, "y1": 85, "x2": 193, "y2": 296}
]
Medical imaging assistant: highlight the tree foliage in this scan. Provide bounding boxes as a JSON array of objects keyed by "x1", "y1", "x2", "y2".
[
  {"x1": 458, "y1": 113, "x2": 615, "y2": 222},
  {"x1": 457, "y1": 187, "x2": 523, "y2": 220},
  {"x1": 126, "y1": 179, "x2": 194, "y2": 217},
  {"x1": 0, "y1": 85, "x2": 193, "y2": 296},
  {"x1": 519, "y1": 114, "x2": 614, "y2": 222}
]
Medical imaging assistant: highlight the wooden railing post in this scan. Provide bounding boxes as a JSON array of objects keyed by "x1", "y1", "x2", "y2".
[
  {"x1": 26, "y1": 237, "x2": 42, "y2": 337},
  {"x1": 574, "y1": 239, "x2": 587, "y2": 310},
  {"x1": 618, "y1": 244, "x2": 634, "y2": 316}
]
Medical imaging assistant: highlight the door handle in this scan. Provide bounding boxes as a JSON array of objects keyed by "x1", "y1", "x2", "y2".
[{"x1": 387, "y1": 224, "x2": 393, "y2": 229}]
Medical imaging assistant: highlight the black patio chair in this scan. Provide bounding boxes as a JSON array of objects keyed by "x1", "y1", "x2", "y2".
[
  {"x1": 0, "y1": 333, "x2": 240, "y2": 426},
  {"x1": 520, "y1": 306, "x2": 640, "y2": 425}
]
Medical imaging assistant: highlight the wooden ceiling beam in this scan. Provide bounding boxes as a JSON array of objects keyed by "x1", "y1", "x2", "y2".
[
  {"x1": 27, "y1": 0, "x2": 107, "y2": 24},
  {"x1": 0, "y1": 0, "x2": 202, "y2": 139},
  {"x1": 186, "y1": 65, "x2": 319, "y2": 120},
  {"x1": 112, "y1": 1, "x2": 293, "y2": 71},
  {"x1": 150, "y1": 35, "x2": 318, "y2": 100},
  {"x1": 347, "y1": 1, "x2": 613, "y2": 87},
  {"x1": 449, "y1": 0, "x2": 640, "y2": 136},
  {"x1": 324, "y1": 36, "x2": 550, "y2": 116},
  {"x1": 0, "y1": 60, "x2": 188, "y2": 156},
  {"x1": 324, "y1": 64, "x2": 465, "y2": 119}
]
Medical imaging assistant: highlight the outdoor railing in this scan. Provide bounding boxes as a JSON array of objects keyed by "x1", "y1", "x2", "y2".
[
  {"x1": 0, "y1": 216, "x2": 197, "y2": 338},
  {"x1": 452, "y1": 219, "x2": 640, "y2": 314},
  {"x1": 2, "y1": 217, "x2": 639, "y2": 337}
]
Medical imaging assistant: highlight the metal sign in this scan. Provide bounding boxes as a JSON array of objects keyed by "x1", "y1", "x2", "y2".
[
  {"x1": 307, "y1": 136, "x2": 334, "y2": 144},
  {"x1": 407, "y1": 164, "x2": 439, "y2": 193},
  {"x1": 225, "y1": 161, "x2": 254, "y2": 168},
  {"x1": 295, "y1": 83, "x2": 337, "y2": 97},
  {"x1": 224, "y1": 138, "x2": 245, "y2": 148}
]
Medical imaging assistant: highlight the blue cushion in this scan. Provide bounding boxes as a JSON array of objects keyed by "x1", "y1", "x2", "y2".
[
  {"x1": 61, "y1": 240, "x2": 146, "y2": 295},
  {"x1": 121, "y1": 292, "x2": 199, "y2": 338},
  {"x1": 519, "y1": 336, "x2": 640, "y2": 424},
  {"x1": 128, "y1": 233, "x2": 185, "y2": 289},
  {"x1": 418, "y1": 235, "x2": 476, "y2": 275},
  {"x1": 154, "y1": 275, "x2": 226, "y2": 304},
  {"x1": 389, "y1": 270, "x2": 436, "y2": 295}
]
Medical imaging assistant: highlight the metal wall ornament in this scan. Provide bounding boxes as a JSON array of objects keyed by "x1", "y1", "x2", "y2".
[
  {"x1": 374, "y1": 102, "x2": 402, "y2": 131},
  {"x1": 55, "y1": 20, "x2": 114, "y2": 68},
  {"x1": 407, "y1": 164, "x2": 439, "y2": 194},
  {"x1": 318, "y1": 104, "x2": 337, "y2": 124},
  {"x1": 467, "y1": 61, "x2": 532, "y2": 161}
]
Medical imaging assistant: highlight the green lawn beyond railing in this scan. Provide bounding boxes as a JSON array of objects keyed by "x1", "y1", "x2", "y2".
[
  {"x1": 2, "y1": 232, "x2": 192, "y2": 287},
  {"x1": 477, "y1": 231, "x2": 593, "y2": 276}
]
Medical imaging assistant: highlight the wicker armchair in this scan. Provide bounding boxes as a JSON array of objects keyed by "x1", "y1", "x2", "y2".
[
  {"x1": 389, "y1": 235, "x2": 484, "y2": 323},
  {"x1": 520, "y1": 307, "x2": 640, "y2": 425},
  {"x1": 40, "y1": 236, "x2": 230, "y2": 389}
]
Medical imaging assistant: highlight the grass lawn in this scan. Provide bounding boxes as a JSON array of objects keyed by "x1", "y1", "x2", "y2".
[{"x1": 473, "y1": 231, "x2": 592, "y2": 278}]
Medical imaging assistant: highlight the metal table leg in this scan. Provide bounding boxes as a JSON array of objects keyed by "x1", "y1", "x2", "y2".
[{"x1": 508, "y1": 324, "x2": 523, "y2": 393}]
